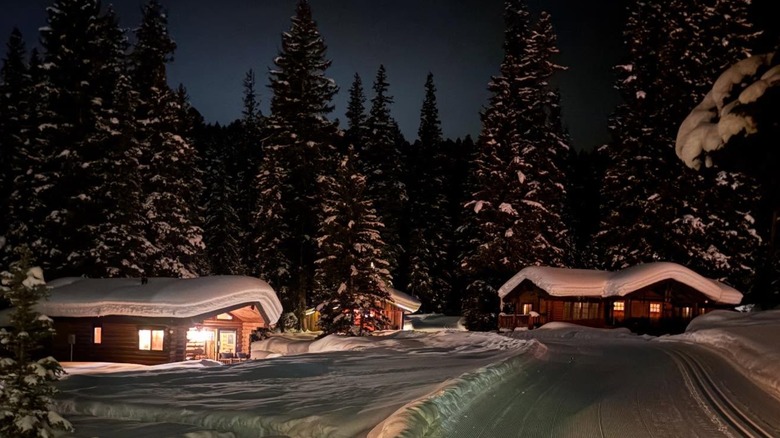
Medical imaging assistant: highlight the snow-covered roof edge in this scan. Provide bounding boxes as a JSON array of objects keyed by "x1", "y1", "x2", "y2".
[
  {"x1": 388, "y1": 288, "x2": 422, "y2": 313},
  {"x1": 605, "y1": 262, "x2": 742, "y2": 304},
  {"x1": 497, "y1": 267, "x2": 609, "y2": 299},
  {"x1": 498, "y1": 262, "x2": 742, "y2": 305},
  {"x1": 38, "y1": 276, "x2": 283, "y2": 324}
]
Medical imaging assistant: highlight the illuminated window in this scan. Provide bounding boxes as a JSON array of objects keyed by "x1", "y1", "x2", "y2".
[
  {"x1": 216, "y1": 313, "x2": 233, "y2": 320},
  {"x1": 613, "y1": 301, "x2": 625, "y2": 312},
  {"x1": 649, "y1": 303, "x2": 661, "y2": 314},
  {"x1": 93, "y1": 326, "x2": 102, "y2": 344},
  {"x1": 138, "y1": 329, "x2": 165, "y2": 351},
  {"x1": 682, "y1": 307, "x2": 692, "y2": 318},
  {"x1": 565, "y1": 302, "x2": 599, "y2": 320},
  {"x1": 521, "y1": 303, "x2": 532, "y2": 315}
]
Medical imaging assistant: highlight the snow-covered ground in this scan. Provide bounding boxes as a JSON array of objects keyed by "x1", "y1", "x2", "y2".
[
  {"x1": 54, "y1": 311, "x2": 780, "y2": 437},
  {"x1": 664, "y1": 309, "x2": 780, "y2": 399},
  {"x1": 56, "y1": 330, "x2": 538, "y2": 438}
]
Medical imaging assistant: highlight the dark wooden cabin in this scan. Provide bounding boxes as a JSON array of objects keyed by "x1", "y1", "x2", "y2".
[
  {"x1": 302, "y1": 288, "x2": 422, "y2": 332},
  {"x1": 498, "y1": 262, "x2": 742, "y2": 334},
  {"x1": 23, "y1": 276, "x2": 282, "y2": 365}
]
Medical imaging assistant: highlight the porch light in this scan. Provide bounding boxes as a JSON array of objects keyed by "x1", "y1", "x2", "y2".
[{"x1": 186, "y1": 327, "x2": 214, "y2": 342}]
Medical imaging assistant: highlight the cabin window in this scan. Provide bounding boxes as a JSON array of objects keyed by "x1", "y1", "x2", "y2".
[
  {"x1": 649, "y1": 302, "x2": 662, "y2": 314},
  {"x1": 565, "y1": 302, "x2": 599, "y2": 320},
  {"x1": 93, "y1": 326, "x2": 102, "y2": 344},
  {"x1": 216, "y1": 313, "x2": 233, "y2": 320},
  {"x1": 613, "y1": 301, "x2": 625, "y2": 312},
  {"x1": 681, "y1": 307, "x2": 692, "y2": 319},
  {"x1": 521, "y1": 303, "x2": 533, "y2": 315},
  {"x1": 138, "y1": 329, "x2": 165, "y2": 351}
]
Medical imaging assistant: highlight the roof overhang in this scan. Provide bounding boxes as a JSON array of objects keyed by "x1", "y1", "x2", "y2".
[
  {"x1": 35, "y1": 276, "x2": 283, "y2": 324},
  {"x1": 387, "y1": 288, "x2": 422, "y2": 313}
]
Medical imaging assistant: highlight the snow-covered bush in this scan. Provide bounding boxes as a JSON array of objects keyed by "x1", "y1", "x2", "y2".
[
  {"x1": 0, "y1": 247, "x2": 72, "y2": 437},
  {"x1": 280, "y1": 312, "x2": 299, "y2": 332}
]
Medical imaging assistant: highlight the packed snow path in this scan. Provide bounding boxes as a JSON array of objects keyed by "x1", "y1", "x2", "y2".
[{"x1": 440, "y1": 339, "x2": 780, "y2": 438}]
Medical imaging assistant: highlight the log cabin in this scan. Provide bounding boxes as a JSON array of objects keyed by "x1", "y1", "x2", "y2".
[
  {"x1": 498, "y1": 262, "x2": 743, "y2": 334},
  {"x1": 4, "y1": 276, "x2": 283, "y2": 365},
  {"x1": 301, "y1": 288, "x2": 422, "y2": 332}
]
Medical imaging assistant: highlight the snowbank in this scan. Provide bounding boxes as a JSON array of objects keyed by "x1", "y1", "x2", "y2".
[
  {"x1": 666, "y1": 310, "x2": 780, "y2": 398},
  {"x1": 251, "y1": 329, "x2": 525, "y2": 358},
  {"x1": 368, "y1": 341, "x2": 546, "y2": 438},
  {"x1": 406, "y1": 313, "x2": 466, "y2": 331},
  {"x1": 56, "y1": 331, "x2": 533, "y2": 437},
  {"x1": 504, "y1": 321, "x2": 651, "y2": 341},
  {"x1": 62, "y1": 359, "x2": 224, "y2": 376}
]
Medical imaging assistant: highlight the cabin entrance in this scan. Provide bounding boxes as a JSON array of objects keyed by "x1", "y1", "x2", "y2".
[{"x1": 217, "y1": 329, "x2": 237, "y2": 356}]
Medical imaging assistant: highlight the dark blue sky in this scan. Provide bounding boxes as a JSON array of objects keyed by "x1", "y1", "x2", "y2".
[{"x1": 1, "y1": 0, "x2": 625, "y2": 149}]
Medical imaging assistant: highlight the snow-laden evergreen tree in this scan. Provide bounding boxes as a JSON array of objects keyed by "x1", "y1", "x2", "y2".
[
  {"x1": 204, "y1": 165, "x2": 245, "y2": 275},
  {"x1": 460, "y1": 2, "x2": 572, "y2": 330},
  {"x1": 314, "y1": 147, "x2": 392, "y2": 335},
  {"x1": 252, "y1": 0, "x2": 339, "y2": 325},
  {"x1": 345, "y1": 73, "x2": 367, "y2": 146},
  {"x1": 251, "y1": 149, "x2": 293, "y2": 309},
  {"x1": 594, "y1": 0, "x2": 763, "y2": 293},
  {"x1": 131, "y1": 0, "x2": 205, "y2": 277},
  {"x1": 0, "y1": 29, "x2": 32, "y2": 265},
  {"x1": 362, "y1": 65, "x2": 407, "y2": 279},
  {"x1": 406, "y1": 73, "x2": 452, "y2": 313},
  {"x1": 235, "y1": 69, "x2": 264, "y2": 255},
  {"x1": 29, "y1": 1, "x2": 129, "y2": 278},
  {"x1": 0, "y1": 247, "x2": 72, "y2": 437},
  {"x1": 195, "y1": 121, "x2": 245, "y2": 275},
  {"x1": 87, "y1": 74, "x2": 151, "y2": 277},
  {"x1": 676, "y1": 52, "x2": 780, "y2": 305},
  {"x1": 3, "y1": 48, "x2": 47, "y2": 276}
]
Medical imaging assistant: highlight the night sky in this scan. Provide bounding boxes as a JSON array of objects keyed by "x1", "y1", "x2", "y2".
[{"x1": 1, "y1": 0, "x2": 625, "y2": 150}]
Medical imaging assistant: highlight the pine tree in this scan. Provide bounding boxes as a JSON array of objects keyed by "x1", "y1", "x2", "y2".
[
  {"x1": 131, "y1": 1, "x2": 205, "y2": 277},
  {"x1": 235, "y1": 69, "x2": 264, "y2": 259},
  {"x1": 88, "y1": 74, "x2": 150, "y2": 277},
  {"x1": 460, "y1": 2, "x2": 572, "y2": 330},
  {"x1": 0, "y1": 29, "x2": 31, "y2": 262},
  {"x1": 345, "y1": 73, "x2": 367, "y2": 146},
  {"x1": 314, "y1": 147, "x2": 391, "y2": 335},
  {"x1": 251, "y1": 148, "x2": 293, "y2": 308},
  {"x1": 0, "y1": 247, "x2": 72, "y2": 437},
  {"x1": 252, "y1": 0, "x2": 339, "y2": 324},
  {"x1": 362, "y1": 65, "x2": 407, "y2": 279},
  {"x1": 31, "y1": 1, "x2": 130, "y2": 278},
  {"x1": 406, "y1": 73, "x2": 452, "y2": 313},
  {"x1": 4, "y1": 48, "x2": 47, "y2": 275},
  {"x1": 594, "y1": 0, "x2": 763, "y2": 293},
  {"x1": 204, "y1": 166, "x2": 245, "y2": 275}
]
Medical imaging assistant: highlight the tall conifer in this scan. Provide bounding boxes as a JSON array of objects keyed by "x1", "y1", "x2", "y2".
[
  {"x1": 314, "y1": 147, "x2": 391, "y2": 335},
  {"x1": 131, "y1": 0, "x2": 205, "y2": 277},
  {"x1": 253, "y1": 0, "x2": 339, "y2": 324},
  {"x1": 363, "y1": 65, "x2": 407, "y2": 279},
  {"x1": 461, "y1": 2, "x2": 572, "y2": 330},
  {"x1": 407, "y1": 73, "x2": 452, "y2": 312}
]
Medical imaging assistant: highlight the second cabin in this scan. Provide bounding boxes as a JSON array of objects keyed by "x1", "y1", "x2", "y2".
[{"x1": 497, "y1": 262, "x2": 742, "y2": 334}]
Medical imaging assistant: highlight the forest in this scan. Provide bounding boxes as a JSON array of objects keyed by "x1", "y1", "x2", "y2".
[{"x1": 0, "y1": 0, "x2": 778, "y2": 333}]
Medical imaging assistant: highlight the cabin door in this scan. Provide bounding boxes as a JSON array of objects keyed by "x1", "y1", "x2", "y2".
[{"x1": 217, "y1": 329, "x2": 237, "y2": 356}]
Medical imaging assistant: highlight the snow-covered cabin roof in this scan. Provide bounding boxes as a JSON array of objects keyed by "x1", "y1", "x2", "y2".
[
  {"x1": 498, "y1": 262, "x2": 742, "y2": 305},
  {"x1": 35, "y1": 276, "x2": 283, "y2": 324},
  {"x1": 387, "y1": 288, "x2": 422, "y2": 313}
]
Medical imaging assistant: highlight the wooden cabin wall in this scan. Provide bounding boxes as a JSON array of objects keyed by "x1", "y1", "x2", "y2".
[
  {"x1": 549, "y1": 300, "x2": 565, "y2": 322},
  {"x1": 52, "y1": 319, "x2": 189, "y2": 365},
  {"x1": 241, "y1": 322, "x2": 264, "y2": 354}
]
